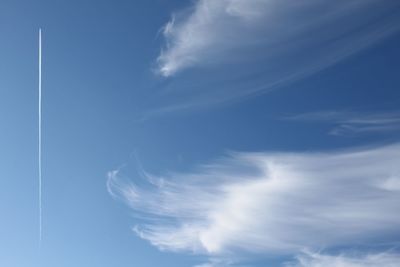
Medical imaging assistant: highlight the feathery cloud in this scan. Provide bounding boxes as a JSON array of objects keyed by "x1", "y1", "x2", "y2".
[
  {"x1": 108, "y1": 143, "x2": 400, "y2": 259},
  {"x1": 287, "y1": 251, "x2": 400, "y2": 267},
  {"x1": 286, "y1": 110, "x2": 400, "y2": 136},
  {"x1": 142, "y1": 0, "x2": 400, "y2": 116},
  {"x1": 157, "y1": 0, "x2": 400, "y2": 77}
]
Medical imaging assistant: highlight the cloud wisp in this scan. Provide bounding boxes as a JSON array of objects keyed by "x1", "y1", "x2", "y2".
[
  {"x1": 144, "y1": 0, "x2": 400, "y2": 115},
  {"x1": 157, "y1": 0, "x2": 400, "y2": 76},
  {"x1": 286, "y1": 110, "x2": 400, "y2": 136},
  {"x1": 287, "y1": 251, "x2": 400, "y2": 267},
  {"x1": 108, "y1": 143, "x2": 400, "y2": 264},
  {"x1": 194, "y1": 251, "x2": 400, "y2": 267}
]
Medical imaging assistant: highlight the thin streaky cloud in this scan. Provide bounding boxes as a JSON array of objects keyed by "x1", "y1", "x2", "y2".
[
  {"x1": 285, "y1": 110, "x2": 400, "y2": 136},
  {"x1": 143, "y1": 0, "x2": 400, "y2": 116},
  {"x1": 157, "y1": 0, "x2": 400, "y2": 77},
  {"x1": 194, "y1": 251, "x2": 400, "y2": 267},
  {"x1": 286, "y1": 251, "x2": 400, "y2": 267},
  {"x1": 108, "y1": 143, "x2": 400, "y2": 265}
]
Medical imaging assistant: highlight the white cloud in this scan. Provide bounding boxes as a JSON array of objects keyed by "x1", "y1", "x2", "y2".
[
  {"x1": 287, "y1": 251, "x2": 400, "y2": 267},
  {"x1": 157, "y1": 0, "x2": 400, "y2": 77},
  {"x1": 140, "y1": 0, "x2": 400, "y2": 116},
  {"x1": 108, "y1": 143, "x2": 400, "y2": 257},
  {"x1": 193, "y1": 258, "x2": 234, "y2": 267},
  {"x1": 285, "y1": 110, "x2": 400, "y2": 136},
  {"x1": 157, "y1": 0, "x2": 268, "y2": 76}
]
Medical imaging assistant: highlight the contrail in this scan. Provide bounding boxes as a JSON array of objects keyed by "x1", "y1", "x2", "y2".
[{"x1": 38, "y1": 28, "x2": 42, "y2": 246}]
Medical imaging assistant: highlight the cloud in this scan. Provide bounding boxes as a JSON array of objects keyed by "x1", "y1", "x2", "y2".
[
  {"x1": 157, "y1": 0, "x2": 400, "y2": 77},
  {"x1": 108, "y1": 143, "x2": 400, "y2": 260},
  {"x1": 194, "y1": 251, "x2": 400, "y2": 267},
  {"x1": 287, "y1": 251, "x2": 400, "y2": 267},
  {"x1": 141, "y1": 0, "x2": 400, "y2": 116},
  {"x1": 286, "y1": 110, "x2": 400, "y2": 136},
  {"x1": 193, "y1": 259, "x2": 234, "y2": 267}
]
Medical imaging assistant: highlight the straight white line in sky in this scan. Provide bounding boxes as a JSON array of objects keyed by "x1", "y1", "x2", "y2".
[{"x1": 38, "y1": 28, "x2": 42, "y2": 246}]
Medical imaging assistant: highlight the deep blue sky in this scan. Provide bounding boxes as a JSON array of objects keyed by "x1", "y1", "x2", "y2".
[{"x1": 1, "y1": 1, "x2": 400, "y2": 266}]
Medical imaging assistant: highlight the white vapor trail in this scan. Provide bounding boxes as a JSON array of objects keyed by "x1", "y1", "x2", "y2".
[{"x1": 38, "y1": 28, "x2": 42, "y2": 246}]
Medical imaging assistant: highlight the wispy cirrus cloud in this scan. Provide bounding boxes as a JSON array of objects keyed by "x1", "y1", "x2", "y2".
[
  {"x1": 194, "y1": 251, "x2": 400, "y2": 267},
  {"x1": 287, "y1": 251, "x2": 400, "y2": 267},
  {"x1": 286, "y1": 110, "x2": 400, "y2": 136},
  {"x1": 147, "y1": 0, "x2": 400, "y2": 114},
  {"x1": 108, "y1": 143, "x2": 400, "y2": 265},
  {"x1": 158, "y1": 0, "x2": 400, "y2": 77}
]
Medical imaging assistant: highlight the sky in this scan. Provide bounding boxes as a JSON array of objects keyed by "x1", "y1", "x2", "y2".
[{"x1": 1, "y1": 0, "x2": 400, "y2": 266}]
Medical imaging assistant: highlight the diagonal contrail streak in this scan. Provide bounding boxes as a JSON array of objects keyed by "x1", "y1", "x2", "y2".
[{"x1": 38, "y1": 28, "x2": 42, "y2": 246}]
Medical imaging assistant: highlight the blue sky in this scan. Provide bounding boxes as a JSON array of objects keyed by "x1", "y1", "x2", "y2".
[{"x1": 1, "y1": 0, "x2": 400, "y2": 266}]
